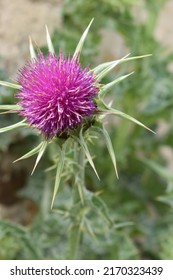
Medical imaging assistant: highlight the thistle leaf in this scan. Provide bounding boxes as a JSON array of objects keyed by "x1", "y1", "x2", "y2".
[
  {"x1": 0, "y1": 119, "x2": 27, "y2": 133},
  {"x1": 45, "y1": 25, "x2": 55, "y2": 54},
  {"x1": 31, "y1": 140, "x2": 48, "y2": 175},
  {"x1": 29, "y1": 36, "x2": 36, "y2": 59},
  {"x1": 99, "y1": 72, "x2": 134, "y2": 98},
  {"x1": 0, "y1": 81, "x2": 21, "y2": 89},
  {"x1": 0, "y1": 220, "x2": 41, "y2": 259},
  {"x1": 13, "y1": 142, "x2": 44, "y2": 163},
  {"x1": 73, "y1": 18, "x2": 94, "y2": 60},
  {"x1": 79, "y1": 129, "x2": 100, "y2": 180},
  {"x1": 51, "y1": 142, "x2": 67, "y2": 209},
  {"x1": 97, "y1": 126, "x2": 118, "y2": 178}
]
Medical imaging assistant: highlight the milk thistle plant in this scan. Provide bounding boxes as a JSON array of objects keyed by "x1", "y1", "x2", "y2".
[{"x1": 0, "y1": 19, "x2": 152, "y2": 209}]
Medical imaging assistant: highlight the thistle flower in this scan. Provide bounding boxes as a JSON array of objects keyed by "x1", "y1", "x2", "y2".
[
  {"x1": 17, "y1": 53, "x2": 99, "y2": 139},
  {"x1": 0, "y1": 19, "x2": 153, "y2": 207}
]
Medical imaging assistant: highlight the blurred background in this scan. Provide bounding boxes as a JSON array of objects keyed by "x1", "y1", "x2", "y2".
[{"x1": 0, "y1": 0, "x2": 173, "y2": 260}]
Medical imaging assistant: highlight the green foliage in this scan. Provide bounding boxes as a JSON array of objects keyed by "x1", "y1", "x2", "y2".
[{"x1": 1, "y1": 0, "x2": 173, "y2": 260}]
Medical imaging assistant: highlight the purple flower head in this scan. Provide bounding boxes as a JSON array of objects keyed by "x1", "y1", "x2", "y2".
[{"x1": 16, "y1": 52, "x2": 99, "y2": 139}]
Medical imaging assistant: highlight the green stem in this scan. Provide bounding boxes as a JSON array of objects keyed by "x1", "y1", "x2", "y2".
[
  {"x1": 66, "y1": 142, "x2": 86, "y2": 259},
  {"x1": 66, "y1": 222, "x2": 83, "y2": 260}
]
